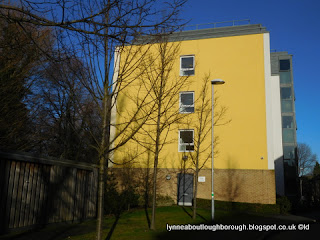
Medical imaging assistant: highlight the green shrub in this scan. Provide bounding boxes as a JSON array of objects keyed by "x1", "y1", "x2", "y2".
[
  {"x1": 196, "y1": 198, "x2": 280, "y2": 215},
  {"x1": 104, "y1": 172, "x2": 140, "y2": 215},
  {"x1": 137, "y1": 192, "x2": 152, "y2": 207},
  {"x1": 156, "y1": 195, "x2": 175, "y2": 206},
  {"x1": 138, "y1": 194, "x2": 174, "y2": 207},
  {"x1": 276, "y1": 196, "x2": 292, "y2": 214}
]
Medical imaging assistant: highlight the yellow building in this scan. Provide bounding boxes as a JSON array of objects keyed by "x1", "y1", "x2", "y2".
[{"x1": 111, "y1": 24, "x2": 284, "y2": 205}]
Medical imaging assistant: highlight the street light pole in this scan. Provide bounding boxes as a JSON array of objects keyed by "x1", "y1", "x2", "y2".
[
  {"x1": 211, "y1": 79, "x2": 225, "y2": 222},
  {"x1": 300, "y1": 167, "x2": 304, "y2": 201}
]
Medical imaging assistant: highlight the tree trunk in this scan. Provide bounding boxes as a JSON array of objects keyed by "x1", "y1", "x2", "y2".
[
  {"x1": 150, "y1": 85, "x2": 163, "y2": 230},
  {"x1": 96, "y1": 2, "x2": 111, "y2": 239},
  {"x1": 150, "y1": 156, "x2": 158, "y2": 230},
  {"x1": 150, "y1": 119, "x2": 161, "y2": 230},
  {"x1": 96, "y1": 91, "x2": 111, "y2": 240},
  {"x1": 193, "y1": 170, "x2": 198, "y2": 220}
]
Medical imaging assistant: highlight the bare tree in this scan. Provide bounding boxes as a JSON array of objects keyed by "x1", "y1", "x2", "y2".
[
  {"x1": 0, "y1": 17, "x2": 52, "y2": 151},
  {"x1": 30, "y1": 57, "x2": 100, "y2": 162},
  {"x1": 121, "y1": 36, "x2": 191, "y2": 230},
  {"x1": 1, "y1": 1, "x2": 187, "y2": 239},
  {"x1": 183, "y1": 75, "x2": 230, "y2": 220},
  {"x1": 298, "y1": 143, "x2": 318, "y2": 176}
]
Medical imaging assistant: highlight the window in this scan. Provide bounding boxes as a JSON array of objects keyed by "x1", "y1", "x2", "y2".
[
  {"x1": 282, "y1": 116, "x2": 294, "y2": 129},
  {"x1": 180, "y1": 55, "x2": 195, "y2": 76},
  {"x1": 281, "y1": 100, "x2": 293, "y2": 113},
  {"x1": 280, "y1": 59, "x2": 290, "y2": 71},
  {"x1": 281, "y1": 87, "x2": 292, "y2": 100},
  {"x1": 283, "y1": 146, "x2": 296, "y2": 167},
  {"x1": 280, "y1": 87, "x2": 293, "y2": 113},
  {"x1": 282, "y1": 116, "x2": 295, "y2": 144},
  {"x1": 283, "y1": 146, "x2": 296, "y2": 160},
  {"x1": 179, "y1": 92, "x2": 194, "y2": 113},
  {"x1": 280, "y1": 72, "x2": 291, "y2": 84},
  {"x1": 179, "y1": 130, "x2": 194, "y2": 152},
  {"x1": 283, "y1": 129, "x2": 295, "y2": 143}
]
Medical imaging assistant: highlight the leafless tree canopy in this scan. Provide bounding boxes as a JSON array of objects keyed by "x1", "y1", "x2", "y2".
[
  {"x1": 1, "y1": 1, "x2": 187, "y2": 239},
  {"x1": 0, "y1": 17, "x2": 52, "y2": 151},
  {"x1": 298, "y1": 143, "x2": 318, "y2": 176},
  {"x1": 131, "y1": 39, "x2": 189, "y2": 230},
  {"x1": 0, "y1": 0, "x2": 186, "y2": 38},
  {"x1": 181, "y1": 75, "x2": 230, "y2": 219}
]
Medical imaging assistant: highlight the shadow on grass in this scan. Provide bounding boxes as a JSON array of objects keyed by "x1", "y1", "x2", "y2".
[
  {"x1": 180, "y1": 206, "x2": 209, "y2": 222},
  {"x1": 154, "y1": 210, "x2": 320, "y2": 240},
  {"x1": 0, "y1": 222, "x2": 95, "y2": 240},
  {"x1": 195, "y1": 212, "x2": 208, "y2": 222},
  {"x1": 0, "y1": 214, "x2": 121, "y2": 240},
  {"x1": 105, "y1": 214, "x2": 120, "y2": 240},
  {"x1": 144, "y1": 205, "x2": 151, "y2": 229},
  {"x1": 181, "y1": 207, "x2": 192, "y2": 218}
]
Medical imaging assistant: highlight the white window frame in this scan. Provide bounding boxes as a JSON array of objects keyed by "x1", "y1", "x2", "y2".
[
  {"x1": 180, "y1": 55, "x2": 195, "y2": 76},
  {"x1": 179, "y1": 91, "x2": 194, "y2": 113},
  {"x1": 178, "y1": 129, "x2": 194, "y2": 152}
]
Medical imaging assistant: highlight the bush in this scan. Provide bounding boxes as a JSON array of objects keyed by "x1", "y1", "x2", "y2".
[
  {"x1": 138, "y1": 194, "x2": 174, "y2": 207},
  {"x1": 196, "y1": 198, "x2": 280, "y2": 215},
  {"x1": 156, "y1": 195, "x2": 175, "y2": 206},
  {"x1": 276, "y1": 196, "x2": 292, "y2": 214},
  {"x1": 104, "y1": 172, "x2": 140, "y2": 215},
  {"x1": 104, "y1": 187, "x2": 140, "y2": 215}
]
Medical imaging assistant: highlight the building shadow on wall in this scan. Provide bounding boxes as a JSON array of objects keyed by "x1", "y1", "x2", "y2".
[{"x1": 217, "y1": 156, "x2": 244, "y2": 209}]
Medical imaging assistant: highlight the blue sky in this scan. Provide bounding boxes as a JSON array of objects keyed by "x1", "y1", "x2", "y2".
[{"x1": 181, "y1": 0, "x2": 320, "y2": 160}]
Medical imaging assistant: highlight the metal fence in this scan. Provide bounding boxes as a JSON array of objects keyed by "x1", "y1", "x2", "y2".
[
  {"x1": 0, "y1": 152, "x2": 98, "y2": 234},
  {"x1": 182, "y1": 19, "x2": 251, "y2": 31}
]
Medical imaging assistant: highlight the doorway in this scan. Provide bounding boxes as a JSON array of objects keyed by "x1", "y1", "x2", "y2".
[{"x1": 177, "y1": 173, "x2": 193, "y2": 206}]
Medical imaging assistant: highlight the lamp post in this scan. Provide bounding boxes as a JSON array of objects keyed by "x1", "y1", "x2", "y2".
[
  {"x1": 300, "y1": 167, "x2": 304, "y2": 201},
  {"x1": 211, "y1": 79, "x2": 225, "y2": 222}
]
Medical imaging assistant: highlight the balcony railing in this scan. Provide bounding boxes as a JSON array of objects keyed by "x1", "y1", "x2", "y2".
[{"x1": 181, "y1": 19, "x2": 251, "y2": 31}]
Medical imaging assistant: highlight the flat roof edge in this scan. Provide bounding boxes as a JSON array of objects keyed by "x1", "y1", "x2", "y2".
[
  {"x1": 134, "y1": 24, "x2": 268, "y2": 44},
  {"x1": 169, "y1": 24, "x2": 268, "y2": 41}
]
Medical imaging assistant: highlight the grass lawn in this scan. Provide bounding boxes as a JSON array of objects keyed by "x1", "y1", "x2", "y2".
[
  {"x1": 0, "y1": 206, "x2": 232, "y2": 240},
  {"x1": 1, "y1": 205, "x2": 316, "y2": 240}
]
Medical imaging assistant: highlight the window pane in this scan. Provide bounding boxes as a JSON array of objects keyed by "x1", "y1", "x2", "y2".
[
  {"x1": 281, "y1": 87, "x2": 292, "y2": 100},
  {"x1": 283, "y1": 129, "x2": 295, "y2": 143},
  {"x1": 181, "y1": 57, "x2": 194, "y2": 69},
  {"x1": 283, "y1": 146, "x2": 295, "y2": 160},
  {"x1": 180, "y1": 106, "x2": 194, "y2": 113},
  {"x1": 179, "y1": 145, "x2": 186, "y2": 152},
  {"x1": 180, "y1": 131, "x2": 193, "y2": 143},
  {"x1": 186, "y1": 145, "x2": 194, "y2": 151},
  {"x1": 181, "y1": 69, "x2": 195, "y2": 76},
  {"x1": 280, "y1": 72, "x2": 291, "y2": 84},
  {"x1": 282, "y1": 116, "x2": 293, "y2": 129},
  {"x1": 181, "y1": 93, "x2": 193, "y2": 105},
  {"x1": 280, "y1": 59, "x2": 290, "y2": 71},
  {"x1": 281, "y1": 100, "x2": 293, "y2": 112}
]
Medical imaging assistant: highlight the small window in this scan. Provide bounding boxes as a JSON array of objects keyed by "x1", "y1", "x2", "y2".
[
  {"x1": 280, "y1": 72, "x2": 291, "y2": 84},
  {"x1": 283, "y1": 146, "x2": 296, "y2": 160},
  {"x1": 282, "y1": 116, "x2": 294, "y2": 129},
  {"x1": 281, "y1": 100, "x2": 293, "y2": 113},
  {"x1": 179, "y1": 130, "x2": 194, "y2": 152},
  {"x1": 179, "y1": 92, "x2": 194, "y2": 113},
  {"x1": 180, "y1": 55, "x2": 195, "y2": 76},
  {"x1": 280, "y1": 59, "x2": 290, "y2": 71},
  {"x1": 280, "y1": 87, "x2": 292, "y2": 100},
  {"x1": 283, "y1": 129, "x2": 295, "y2": 143}
]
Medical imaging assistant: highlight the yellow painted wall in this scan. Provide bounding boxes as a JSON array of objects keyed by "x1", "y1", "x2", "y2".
[{"x1": 114, "y1": 33, "x2": 269, "y2": 171}]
